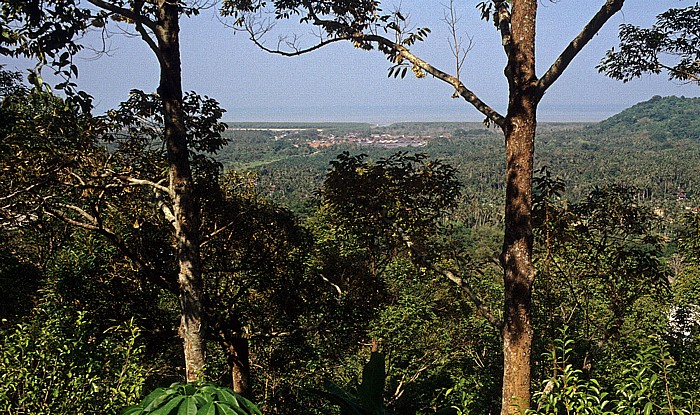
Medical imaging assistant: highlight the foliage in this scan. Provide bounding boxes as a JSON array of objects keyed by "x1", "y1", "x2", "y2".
[
  {"x1": 0, "y1": 248, "x2": 42, "y2": 322},
  {"x1": 527, "y1": 329, "x2": 611, "y2": 415},
  {"x1": 105, "y1": 89, "x2": 228, "y2": 156},
  {"x1": 600, "y1": 4, "x2": 700, "y2": 84},
  {"x1": 319, "y1": 351, "x2": 388, "y2": 415},
  {"x1": 596, "y1": 95, "x2": 700, "y2": 141},
  {"x1": 369, "y1": 259, "x2": 502, "y2": 415},
  {"x1": 0, "y1": 299, "x2": 149, "y2": 414},
  {"x1": 0, "y1": 64, "x2": 26, "y2": 96},
  {"x1": 533, "y1": 172, "x2": 672, "y2": 386},
  {"x1": 121, "y1": 382, "x2": 261, "y2": 415},
  {"x1": 611, "y1": 342, "x2": 696, "y2": 415},
  {"x1": 322, "y1": 151, "x2": 461, "y2": 251},
  {"x1": 0, "y1": 0, "x2": 91, "y2": 102},
  {"x1": 528, "y1": 329, "x2": 700, "y2": 415}
]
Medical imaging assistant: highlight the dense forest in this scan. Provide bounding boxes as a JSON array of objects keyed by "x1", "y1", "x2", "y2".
[
  {"x1": 222, "y1": 96, "x2": 700, "y2": 225},
  {"x1": 2, "y1": 71, "x2": 700, "y2": 414},
  {"x1": 2, "y1": 1, "x2": 700, "y2": 414}
]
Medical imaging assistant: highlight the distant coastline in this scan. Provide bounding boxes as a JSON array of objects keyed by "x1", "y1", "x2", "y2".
[{"x1": 225, "y1": 102, "x2": 629, "y2": 124}]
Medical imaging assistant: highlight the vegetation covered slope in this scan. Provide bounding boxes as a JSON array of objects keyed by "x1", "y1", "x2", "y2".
[{"x1": 597, "y1": 95, "x2": 700, "y2": 140}]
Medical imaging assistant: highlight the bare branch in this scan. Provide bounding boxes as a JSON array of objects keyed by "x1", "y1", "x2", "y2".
[
  {"x1": 321, "y1": 274, "x2": 343, "y2": 296},
  {"x1": 57, "y1": 202, "x2": 99, "y2": 224},
  {"x1": 241, "y1": 5, "x2": 505, "y2": 128},
  {"x1": 85, "y1": 0, "x2": 164, "y2": 64},
  {"x1": 120, "y1": 176, "x2": 172, "y2": 196},
  {"x1": 0, "y1": 180, "x2": 50, "y2": 202},
  {"x1": 201, "y1": 217, "x2": 241, "y2": 245},
  {"x1": 249, "y1": 32, "x2": 349, "y2": 56},
  {"x1": 135, "y1": 21, "x2": 165, "y2": 65},
  {"x1": 442, "y1": 0, "x2": 474, "y2": 94},
  {"x1": 658, "y1": 62, "x2": 700, "y2": 84},
  {"x1": 242, "y1": 12, "x2": 350, "y2": 56},
  {"x1": 538, "y1": 0, "x2": 625, "y2": 95}
]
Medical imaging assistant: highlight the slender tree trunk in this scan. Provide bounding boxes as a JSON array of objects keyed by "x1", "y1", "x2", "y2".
[
  {"x1": 227, "y1": 337, "x2": 251, "y2": 397},
  {"x1": 500, "y1": 1, "x2": 538, "y2": 413},
  {"x1": 156, "y1": 0, "x2": 206, "y2": 382}
]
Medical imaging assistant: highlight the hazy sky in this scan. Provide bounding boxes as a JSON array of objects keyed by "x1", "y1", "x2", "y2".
[{"x1": 1, "y1": 0, "x2": 698, "y2": 123}]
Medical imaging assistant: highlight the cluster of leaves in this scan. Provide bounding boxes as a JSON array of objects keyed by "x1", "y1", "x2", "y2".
[
  {"x1": 0, "y1": 302, "x2": 149, "y2": 414},
  {"x1": 323, "y1": 152, "x2": 461, "y2": 247},
  {"x1": 0, "y1": 0, "x2": 89, "y2": 66},
  {"x1": 105, "y1": 89, "x2": 228, "y2": 156},
  {"x1": 122, "y1": 382, "x2": 261, "y2": 415},
  {"x1": 532, "y1": 171, "x2": 672, "y2": 384},
  {"x1": 229, "y1": 0, "x2": 380, "y2": 34},
  {"x1": 0, "y1": 82, "x2": 107, "y2": 230},
  {"x1": 599, "y1": 4, "x2": 700, "y2": 84},
  {"x1": 528, "y1": 330, "x2": 610, "y2": 415},
  {"x1": 528, "y1": 329, "x2": 700, "y2": 415}
]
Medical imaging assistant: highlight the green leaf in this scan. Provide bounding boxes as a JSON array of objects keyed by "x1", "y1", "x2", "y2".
[
  {"x1": 236, "y1": 397, "x2": 261, "y2": 415},
  {"x1": 321, "y1": 382, "x2": 365, "y2": 415},
  {"x1": 178, "y1": 396, "x2": 198, "y2": 415},
  {"x1": 214, "y1": 402, "x2": 238, "y2": 415},
  {"x1": 151, "y1": 396, "x2": 184, "y2": 415},
  {"x1": 357, "y1": 351, "x2": 385, "y2": 414},
  {"x1": 197, "y1": 402, "x2": 215, "y2": 415},
  {"x1": 215, "y1": 388, "x2": 239, "y2": 406},
  {"x1": 143, "y1": 388, "x2": 174, "y2": 411}
]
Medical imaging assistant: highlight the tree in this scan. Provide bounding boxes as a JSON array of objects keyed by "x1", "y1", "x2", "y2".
[
  {"x1": 532, "y1": 176, "x2": 671, "y2": 377},
  {"x1": 0, "y1": 0, "x2": 266, "y2": 382},
  {"x1": 316, "y1": 152, "x2": 505, "y2": 414},
  {"x1": 599, "y1": 3, "x2": 700, "y2": 85},
  {"x1": 1, "y1": 69, "x2": 330, "y2": 399},
  {"x1": 225, "y1": 1, "x2": 628, "y2": 412}
]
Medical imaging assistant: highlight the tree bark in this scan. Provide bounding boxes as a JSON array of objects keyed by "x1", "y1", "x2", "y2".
[
  {"x1": 155, "y1": 0, "x2": 206, "y2": 382},
  {"x1": 500, "y1": 1, "x2": 538, "y2": 413},
  {"x1": 227, "y1": 337, "x2": 251, "y2": 397}
]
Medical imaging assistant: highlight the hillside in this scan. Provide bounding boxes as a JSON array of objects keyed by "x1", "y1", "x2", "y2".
[{"x1": 597, "y1": 95, "x2": 700, "y2": 140}]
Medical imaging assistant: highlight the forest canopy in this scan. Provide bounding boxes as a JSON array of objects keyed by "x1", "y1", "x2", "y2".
[{"x1": 1, "y1": 0, "x2": 700, "y2": 414}]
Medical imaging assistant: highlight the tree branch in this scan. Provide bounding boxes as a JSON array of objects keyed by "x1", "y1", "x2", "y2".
[
  {"x1": 135, "y1": 20, "x2": 165, "y2": 66},
  {"x1": 242, "y1": 9, "x2": 505, "y2": 128},
  {"x1": 362, "y1": 34, "x2": 506, "y2": 129},
  {"x1": 118, "y1": 175, "x2": 173, "y2": 197},
  {"x1": 387, "y1": 219, "x2": 503, "y2": 331},
  {"x1": 44, "y1": 203, "x2": 178, "y2": 293},
  {"x1": 537, "y1": 0, "x2": 625, "y2": 95},
  {"x1": 248, "y1": 32, "x2": 349, "y2": 56},
  {"x1": 658, "y1": 62, "x2": 700, "y2": 83},
  {"x1": 201, "y1": 216, "x2": 244, "y2": 246},
  {"x1": 87, "y1": 0, "x2": 157, "y2": 32},
  {"x1": 494, "y1": 1, "x2": 512, "y2": 56}
]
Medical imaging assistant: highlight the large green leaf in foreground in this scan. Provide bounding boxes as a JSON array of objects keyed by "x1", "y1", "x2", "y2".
[{"x1": 121, "y1": 382, "x2": 261, "y2": 415}]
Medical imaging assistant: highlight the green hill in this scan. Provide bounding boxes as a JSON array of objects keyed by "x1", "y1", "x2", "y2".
[{"x1": 597, "y1": 95, "x2": 700, "y2": 140}]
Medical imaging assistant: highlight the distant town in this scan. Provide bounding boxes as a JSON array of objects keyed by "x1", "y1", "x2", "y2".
[{"x1": 226, "y1": 126, "x2": 452, "y2": 149}]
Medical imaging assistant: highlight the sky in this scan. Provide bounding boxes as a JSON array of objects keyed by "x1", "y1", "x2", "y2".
[{"x1": 1, "y1": 0, "x2": 698, "y2": 123}]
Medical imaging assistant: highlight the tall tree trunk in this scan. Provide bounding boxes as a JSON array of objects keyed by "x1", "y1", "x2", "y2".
[
  {"x1": 156, "y1": 0, "x2": 206, "y2": 382},
  {"x1": 500, "y1": 1, "x2": 538, "y2": 413}
]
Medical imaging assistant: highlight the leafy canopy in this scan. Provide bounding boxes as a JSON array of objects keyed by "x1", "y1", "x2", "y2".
[{"x1": 599, "y1": 4, "x2": 700, "y2": 85}]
